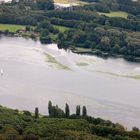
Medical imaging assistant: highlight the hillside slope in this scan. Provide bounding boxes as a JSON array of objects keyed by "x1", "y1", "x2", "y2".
[{"x1": 0, "y1": 106, "x2": 139, "y2": 140}]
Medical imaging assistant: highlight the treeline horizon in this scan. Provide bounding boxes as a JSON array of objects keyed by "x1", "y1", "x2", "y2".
[
  {"x1": 32, "y1": 101, "x2": 139, "y2": 131},
  {"x1": 33, "y1": 100, "x2": 88, "y2": 118}
]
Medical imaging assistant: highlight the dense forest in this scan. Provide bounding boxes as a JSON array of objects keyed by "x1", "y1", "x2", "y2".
[
  {"x1": 0, "y1": 0, "x2": 140, "y2": 62},
  {"x1": 0, "y1": 101, "x2": 140, "y2": 140}
]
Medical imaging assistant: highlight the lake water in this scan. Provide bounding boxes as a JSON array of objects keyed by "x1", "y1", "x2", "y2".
[{"x1": 0, "y1": 37, "x2": 140, "y2": 129}]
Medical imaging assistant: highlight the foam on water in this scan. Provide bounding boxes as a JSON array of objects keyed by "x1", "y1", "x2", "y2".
[{"x1": 41, "y1": 43, "x2": 140, "y2": 79}]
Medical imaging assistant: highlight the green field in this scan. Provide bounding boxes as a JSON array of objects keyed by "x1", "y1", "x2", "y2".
[
  {"x1": 0, "y1": 24, "x2": 76, "y2": 34},
  {"x1": 0, "y1": 24, "x2": 25, "y2": 32},
  {"x1": 98, "y1": 11, "x2": 128, "y2": 19},
  {"x1": 54, "y1": 0, "x2": 87, "y2": 5},
  {"x1": 53, "y1": 25, "x2": 70, "y2": 32}
]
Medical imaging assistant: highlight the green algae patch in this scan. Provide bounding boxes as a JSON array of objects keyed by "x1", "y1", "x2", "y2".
[{"x1": 43, "y1": 52, "x2": 71, "y2": 70}]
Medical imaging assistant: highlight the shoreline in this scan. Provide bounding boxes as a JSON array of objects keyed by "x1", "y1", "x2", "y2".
[
  {"x1": 72, "y1": 49, "x2": 140, "y2": 63},
  {"x1": 0, "y1": 33, "x2": 140, "y2": 63}
]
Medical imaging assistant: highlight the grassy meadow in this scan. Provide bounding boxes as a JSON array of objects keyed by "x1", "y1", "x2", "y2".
[
  {"x1": 0, "y1": 24, "x2": 25, "y2": 32},
  {"x1": 54, "y1": 0, "x2": 87, "y2": 5},
  {"x1": 98, "y1": 11, "x2": 128, "y2": 19},
  {"x1": 54, "y1": 25, "x2": 70, "y2": 32}
]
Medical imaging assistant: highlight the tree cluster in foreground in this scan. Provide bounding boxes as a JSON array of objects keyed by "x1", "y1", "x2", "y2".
[
  {"x1": 47, "y1": 101, "x2": 87, "y2": 118},
  {"x1": 0, "y1": 101, "x2": 139, "y2": 140}
]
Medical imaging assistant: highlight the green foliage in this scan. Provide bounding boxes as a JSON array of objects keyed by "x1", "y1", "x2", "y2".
[
  {"x1": 0, "y1": 105, "x2": 139, "y2": 140},
  {"x1": 132, "y1": 127, "x2": 139, "y2": 132},
  {"x1": 48, "y1": 100, "x2": 52, "y2": 117},
  {"x1": 82, "y1": 106, "x2": 87, "y2": 117},
  {"x1": 65, "y1": 103, "x2": 70, "y2": 118},
  {"x1": 76, "y1": 105, "x2": 81, "y2": 116},
  {"x1": 34, "y1": 107, "x2": 39, "y2": 119},
  {"x1": 51, "y1": 105, "x2": 65, "y2": 118},
  {"x1": 40, "y1": 35, "x2": 52, "y2": 44},
  {"x1": 36, "y1": 0, "x2": 54, "y2": 10}
]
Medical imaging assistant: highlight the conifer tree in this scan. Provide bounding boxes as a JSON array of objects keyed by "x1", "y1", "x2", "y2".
[
  {"x1": 65, "y1": 103, "x2": 70, "y2": 118},
  {"x1": 76, "y1": 105, "x2": 81, "y2": 116},
  {"x1": 48, "y1": 100, "x2": 52, "y2": 117},
  {"x1": 82, "y1": 106, "x2": 87, "y2": 117},
  {"x1": 35, "y1": 107, "x2": 39, "y2": 118}
]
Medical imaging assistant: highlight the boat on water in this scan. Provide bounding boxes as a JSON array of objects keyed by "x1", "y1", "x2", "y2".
[{"x1": 0, "y1": 69, "x2": 3, "y2": 76}]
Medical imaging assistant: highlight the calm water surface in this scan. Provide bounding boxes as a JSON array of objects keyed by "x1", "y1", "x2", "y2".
[{"x1": 0, "y1": 37, "x2": 140, "y2": 129}]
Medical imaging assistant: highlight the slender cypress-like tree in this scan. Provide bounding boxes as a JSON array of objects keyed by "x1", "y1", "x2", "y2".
[
  {"x1": 65, "y1": 103, "x2": 70, "y2": 118},
  {"x1": 76, "y1": 105, "x2": 81, "y2": 116},
  {"x1": 82, "y1": 106, "x2": 87, "y2": 117},
  {"x1": 48, "y1": 100, "x2": 52, "y2": 117},
  {"x1": 35, "y1": 107, "x2": 39, "y2": 119}
]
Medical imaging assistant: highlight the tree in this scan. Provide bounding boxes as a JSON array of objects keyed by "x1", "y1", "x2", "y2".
[
  {"x1": 35, "y1": 107, "x2": 39, "y2": 119},
  {"x1": 51, "y1": 105, "x2": 64, "y2": 118},
  {"x1": 76, "y1": 105, "x2": 81, "y2": 116},
  {"x1": 132, "y1": 127, "x2": 139, "y2": 132},
  {"x1": 23, "y1": 111, "x2": 32, "y2": 116},
  {"x1": 82, "y1": 106, "x2": 87, "y2": 117},
  {"x1": 23, "y1": 134, "x2": 39, "y2": 140},
  {"x1": 113, "y1": 44, "x2": 120, "y2": 53},
  {"x1": 100, "y1": 36, "x2": 110, "y2": 51},
  {"x1": 65, "y1": 103, "x2": 70, "y2": 118},
  {"x1": 40, "y1": 36, "x2": 52, "y2": 44},
  {"x1": 25, "y1": 26, "x2": 31, "y2": 31},
  {"x1": 40, "y1": 29, "x2": 49, "y2": 37},
  {"x1": 48, "y1": 101, "x2": 52, "y2": 117},
  {"x1": 15, "y1": 125, "x2": 23, "y2": 135},
  {"x1": 36, "y1": 0, "x2": 54, "y2": 10},
  {"x1": 38, "y1": 20, "x2": 51, "y2": 29}
]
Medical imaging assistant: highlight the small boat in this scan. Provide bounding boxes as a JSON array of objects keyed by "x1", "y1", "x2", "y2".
[{"x1": 0, "y1": 69, "x2": 3, "y2": 76}]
